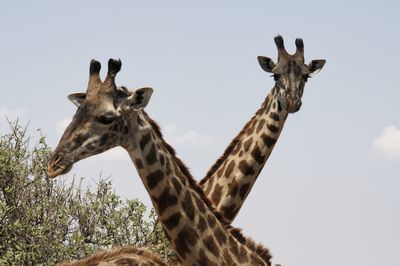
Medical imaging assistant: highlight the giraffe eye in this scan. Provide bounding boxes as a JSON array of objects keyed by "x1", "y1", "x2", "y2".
[{"x1": 96, "y1": 112, "x2": 117, "y2": 125}]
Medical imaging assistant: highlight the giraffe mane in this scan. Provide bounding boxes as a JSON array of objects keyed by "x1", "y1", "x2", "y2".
[
  {"x1": 58, "y1": 246, "x2": 167, "y2": 266},
  {"x1": 228, "y1": 227, "x2": 273, "y2": 265},
  {"x1": 142, "y1": 111, "x2": 272, "y2": 266},
  {"x1": 200, "y1": 92, "x2": 273, "y2": 185}
]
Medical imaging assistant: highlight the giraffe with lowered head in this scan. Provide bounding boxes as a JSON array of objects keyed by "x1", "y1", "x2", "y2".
[
  {"x1": 48, "y1": 59, "x2": 271, "y2": 265},
  {"x1": 199, "y1": 35, "x2": 326, "y2": 222}
]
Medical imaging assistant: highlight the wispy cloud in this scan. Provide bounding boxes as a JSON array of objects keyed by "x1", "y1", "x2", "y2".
[
  {"x1": 164, "y1": 125, "x2": 216, "y2": 147},
  {"x1": 372, "y1": 125, "x2": 400, "y2": 160}
]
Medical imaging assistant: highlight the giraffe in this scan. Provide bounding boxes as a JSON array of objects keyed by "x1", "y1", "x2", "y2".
[
  {"x1": 199, "y1": 35, "x2": 326, "y2": 222},
  {"x1": 58, "y1": 246, "x2": 169, "y2": 266},
  {"x1": 47, "y1": 59, "x2": 271, "y2": 265}
]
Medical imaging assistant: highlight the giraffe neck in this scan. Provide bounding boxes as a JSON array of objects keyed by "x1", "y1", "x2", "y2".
[
  {"x1": 200, "y1": 86, "x2": 288, "y2": 222},
  {"x1": 124, "y1": 111, "x2": 268, "y2": 266}
]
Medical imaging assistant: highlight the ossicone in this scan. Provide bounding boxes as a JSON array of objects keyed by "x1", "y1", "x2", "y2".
[
  {"x1": 108, "y1": 58, "x2": 122, "y2": 75},
  {"x1": 274, "y1": 35, "x2": 289, "y2": 58},
  {"x1": 89, "y1": 59, "x2": 101, "y2": 75}
]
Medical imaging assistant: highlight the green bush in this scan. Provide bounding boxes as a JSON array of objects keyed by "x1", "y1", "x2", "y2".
[{"x1": 0, "y1": 120, "x2": 173, "y2": 265}]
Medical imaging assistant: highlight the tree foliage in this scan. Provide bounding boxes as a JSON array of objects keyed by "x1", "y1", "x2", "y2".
[{"x1": 0, "y1": 121, "x2": 173, "y2": 265}]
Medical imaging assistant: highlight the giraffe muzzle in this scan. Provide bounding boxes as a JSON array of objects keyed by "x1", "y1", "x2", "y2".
[
  {"x1": 279, "y1": 95, "x2": 302, "y2": 113},
  {"x1": 284, "y1": 94, "x2": 302, "y2": 113},
  {"x1": 47, "y1": 153, "x2": 74, "y2": 178},
  {"x1": 286, "y1": 99, "x2": 302, "y2": 113}
]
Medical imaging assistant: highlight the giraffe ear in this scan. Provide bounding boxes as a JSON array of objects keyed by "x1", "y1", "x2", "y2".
[
  {"x1": 307, "y1": 59, "x2": 326, "y2": 76},
  {"x1": 257, "y1": 56, "x2": 276, "y2": 73},
  {"x1": 130, "y1": 87, "x2": 153, "y2": 110},
  {"x1": 68, "y1": 93, "x2": 86, "y2": 107}
]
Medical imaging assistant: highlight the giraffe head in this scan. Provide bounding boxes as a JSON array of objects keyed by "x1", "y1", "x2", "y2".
[
  {"x1": 257, "y1": 35, "x2": 325, "y2": 113},
  {"x1": 47, "y1": 59, "x2": 153, "y2": 178}
]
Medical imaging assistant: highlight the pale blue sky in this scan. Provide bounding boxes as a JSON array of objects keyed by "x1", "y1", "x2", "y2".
[{"x1": 1, "y1": 1, "x2": 399, "y2": 265}]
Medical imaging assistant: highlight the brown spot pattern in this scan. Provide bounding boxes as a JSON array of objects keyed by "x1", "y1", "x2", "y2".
[
  {"x1": 261, "y1": 133, "x2": 277, "y2": 148},
  {"x1": 159, "y1": 154, "x2": 165, "y2": 166},
  {"x1": 216, "y1": 166, "x2": 224, "y2": 177},
  {"x1": 243, "y1": 138, "x2": 253, "y2": 152},
  {"x1": 223, "y1": 249, "x2": 234, "y2": 265},
  {"x1": 267, "y1": 123, "x2": 279, "y2": 133},
  {"x1": 251, "y1": 145, "x2": 264, "y2": 164},
  {"x1": 174, "y1": 225, "x2": 199, "y2": 259},
  {"x1": 269, "y1": 112, "x2": 280, "y2": 121},
  {"x1": 229, "y1": 179, "x2": 239, "y2": 198},
  {"x1": 203, "y1": 235, "x2": 219, "y2": 257},
  {"x1": 182, "y1": 191, "x2": 195, "y2": 220},
  {"x1": 146, "y1": 144, "x2": 157, "y2": 165},
  {"x1": 156, "y1": 188, "x2": 177, "y2": 216},
  {"x1": 139, "y1": 132, "x2": 151, "y2": 150},
  {"x1": 194, "y1": 194, "x2": 206, "y2": 213},
  {"x1": 162, "y1": 212, "x2": 180, "y2": 230},
  {"x1": 146, "y1": 170, "x2": 164, "y2": 190},
  {"x1": 207, "y1": 214, "x2": 217, "y2": 229},
  {"x1": 238, "y1": 160, "x2": 255, "y2": 176},
  {"x1": 224, "y1": 160, "x2": 235, "y2": 177},
  {"x1": 247, "y1": 120, "x2": 257, "y2": 135},
  {"x1": 135, "y1": 158, "x2": 144, "y2": 169},
  {"x1": 256, "y1": 119, "x2": 266, "y2": 134},
  {"x1": 211, "y1": 184, "x2": 222, "y2": 206},
  {"x1": 222, "y1": 204, "x2": 237, "y2": 221},
  {"x1": 238, "y1": 245, "x2": 249, "y2": 264},
  {"x1": 214, "y1": 227, "x2": 227, "y2": 245},
  {"x1": 231, "y1": 142, "x2": 242, "y2": 156},
  {"x1": 197, "y1": 249, "x2": 217, "y2": 266},
  {"x1": 171, "y1": 178, "x2": 182, "y2": 194},
  {"x1": 197, "y1": 216, "x2": 207, "y2": 232},
  {"x1": 239, "y1": 183, "x2": 251, "y2": 200}
]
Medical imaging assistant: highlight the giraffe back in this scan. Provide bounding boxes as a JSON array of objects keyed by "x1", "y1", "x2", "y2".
[{"x1": 58, "y1": 246, "x2": 168, "y2": 266}]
